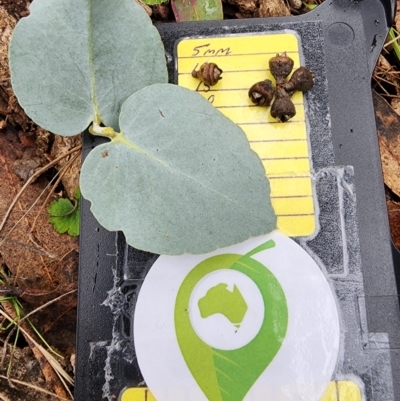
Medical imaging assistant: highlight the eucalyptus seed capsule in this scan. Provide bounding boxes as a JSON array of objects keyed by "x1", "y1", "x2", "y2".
[
  {"x1": 284, "y1": 66, "x2": 315, "y2": 95},
  {"x1": 270, "y1": 88, "x2": 296, "y2": 122},
  {"x1": 248, "y1": 79, "x2": 274, "y2": 106},
  {"x1": 191, "y1": 62, "x2": 223, "y2": 86},
  {"x1": 269, "y1": 53, "x2": 294, "y2": 85}
]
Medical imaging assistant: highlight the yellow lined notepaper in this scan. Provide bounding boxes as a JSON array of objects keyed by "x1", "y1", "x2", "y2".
[{"x1": 177, "y1": 34, "x2": 316, "y2": 236}]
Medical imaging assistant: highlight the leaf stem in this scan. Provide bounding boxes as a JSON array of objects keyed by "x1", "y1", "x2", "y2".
[{"x1": 89, "y1": 122, "x2": 117, "y2": 139}]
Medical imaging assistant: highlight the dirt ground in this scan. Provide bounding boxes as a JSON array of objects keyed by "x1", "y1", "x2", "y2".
[
  {"x1": 0, "y1": 1, "x2": 79, "y2": 399},
  {"x1": 1, "y1": 0, "x2": 400, "y2": 400}
]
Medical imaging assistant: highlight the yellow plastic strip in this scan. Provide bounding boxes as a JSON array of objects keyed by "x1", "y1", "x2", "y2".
[
  {"x1": 120, "y1": 381, "x2": 362, "y2": 401},
  {"x1": 271, "y1": 196, "x2": 315, "y2": 215},
  {"x1": 269, "y1": 176, "x2": 313, "y2": 197},
  {"x1": 337, "y1": 381, "x2": 362, "y2": 400},
  {"x1": 249, "y1": 139, "x2": 309, "y2": 159},
  {"x1": 320, "y1": 381, "x2": 338, "y2": 401},
  {"x1": 177, "y1": 34, "x2": 316, "y2": 236},
  {"x1": 120, "y1": 387, "x2": 156, "y2": 401},
  {"x1": 262, "y1": 158, "x2": 311, "y2": 176},
  {"x1": 245, "y1": 121, "x2": 307, "y2": 142}
]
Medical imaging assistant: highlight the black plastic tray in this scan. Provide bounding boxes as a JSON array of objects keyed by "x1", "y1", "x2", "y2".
[{"x1": 75, "y1": 1, "x2": 400, "y2": 400}]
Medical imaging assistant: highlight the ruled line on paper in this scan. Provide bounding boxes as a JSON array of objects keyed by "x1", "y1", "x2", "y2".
[
  {"x1": 216, "y1": 103, "x2": 303, "y2": 109},
  {"x1": 181, "y1": 87, "x2": 301, "y2": 94},
  {"x1": 182, "y1": 87, "x2": 254, "y2": 92},
  {"x1": 260, "y1": 156, "x2": 309, "y2": 160},
  {"x1": 268, "y1": 175, "x2": 312, "y2": 180},
  {"x1": 195, "y1": 85, "x2": 249, "y2": 92},
  {"x1": 178, "y1": 51, "x2": 299, "y2": 59},
  {"x1": 249, "y1": 138, "x2": 307, "y2": 143},
  {"x1": 178, "y1": 69, "x2": 269, "y2": 75},
  {"x1": 276, "y1": 213, "x2": 315, "y2": 217},
  {"x1": 271, "y1": 195, "x2": 313, "y2": 199},
  {"x1": 178, "y1": 67, "x2": 300, "y2": 75},
  {"x1": 238, "y1": 121, "x2": 305, "y2": 125}
]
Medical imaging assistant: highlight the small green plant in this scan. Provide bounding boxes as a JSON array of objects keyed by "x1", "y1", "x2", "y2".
[
  {"x1": 0, "y1": 292, "x2": 23, "y2": 376},
  {"x1": 48, "y1": 188, "x2": 80, "y2": 237},
  {"x1": 0, "y1": 273, "x2": 62, "y2": 376},
  {"x1": 387, "y1": 28, "x2": 400, "y2": 63},
  {"x1": 9, "y1": 0, "x2": 276, "y2": 255},
  {"x1": 302, "y1": 2, "x2": 317, "y2": 10}
]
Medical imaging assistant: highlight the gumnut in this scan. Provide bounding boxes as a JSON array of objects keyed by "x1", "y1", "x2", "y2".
[
  {"x1": 248, "y1": 79, "x2": 274, "y2": 106},
  {"x1": 270, "y1": 88, "x2": 296, "y2": 122},
  {"x1": 269, "y1": 53, "x2": 294, "y2": 85},
  {"x1": 284, "y1": 66, "x2": 315, "y2": 95},
  {"x1": 191, "y1": 63, "x2": 223, "y2": 86}
]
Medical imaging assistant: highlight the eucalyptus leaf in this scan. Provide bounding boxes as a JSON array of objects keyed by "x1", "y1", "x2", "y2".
[
  {"x1": 9, "y1": 0, "x2": 167, "y2": 136},
  {"x1": 80, "y1": 84, "x2": 276, "y2": 255}
]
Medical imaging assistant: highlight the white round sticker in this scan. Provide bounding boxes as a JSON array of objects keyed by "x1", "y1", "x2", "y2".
[{"x1": 134, "y1": 231, "x2": 340, "y2": 401}]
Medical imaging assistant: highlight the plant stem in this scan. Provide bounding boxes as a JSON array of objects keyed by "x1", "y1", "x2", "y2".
[{"x1": 89, "y1": 122, "x2": 117, "y2": 139}]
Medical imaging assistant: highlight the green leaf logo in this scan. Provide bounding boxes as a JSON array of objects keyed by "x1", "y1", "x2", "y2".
[{"x1": 174, "y1": 240, "x2": 288, "y2": 401}]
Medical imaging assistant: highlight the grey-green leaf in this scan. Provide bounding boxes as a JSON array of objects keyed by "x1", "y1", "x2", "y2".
[
  {"x1": 80, "y1": 84, "x2": 276, "y2": 255},
  {"x1": 9, "y1": 0, "x2": 167, "y2": 136}
]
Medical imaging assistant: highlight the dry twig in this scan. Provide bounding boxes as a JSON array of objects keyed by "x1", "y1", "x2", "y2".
[
  {"x1": 0, "y1": 304, "x2": 71, "y2": 399},
  {"x1": 17, "y1": 289, "x2": 77, "y2": 326},
  {"x1": 0, "y1": 375, "x2": 70, "y2": 400}
]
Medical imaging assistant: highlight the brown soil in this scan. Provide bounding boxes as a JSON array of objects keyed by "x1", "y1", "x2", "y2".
[{"x1": 0, "y1": 1, "x2": 79, "y2": 399}]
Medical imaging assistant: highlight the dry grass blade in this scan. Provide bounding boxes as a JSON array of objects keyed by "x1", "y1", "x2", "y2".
[
  {"x1": 0, "y1": 235, "x2": 59, "y2": 258},
  {"x1": 17, "y1": 289, "x2": 76, "y2": 326},
  {"x1": 0, "y1": 391, "x2": 11, "y2": 401},
  {"x1": 374, "y1": 77, "x2": 391, "y2": 96},
  {"x1": 36, "y1": 343, "x2": 74, "y2": 388},
  {"x1": 375, "y1": 74, "x2": 400, "y2": 87},
  {"x1": 384, "y1": 32, "x2": 400, "y2": 48},
  {"x1": 0, "y1": 375, "x2": 71, "y2": 400},
  {"x1": 0, "y1": 326, "x2": 17, "y2": 368},
  {"x1": 375, "y1": 64, "x2": 400, "y2": 73},
  {"x1": 0, "y1": 307, "x2": 73, "y2": 399},
  {"x1": 0, "y1": 171, "x2": 62, "y2": 252}
]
